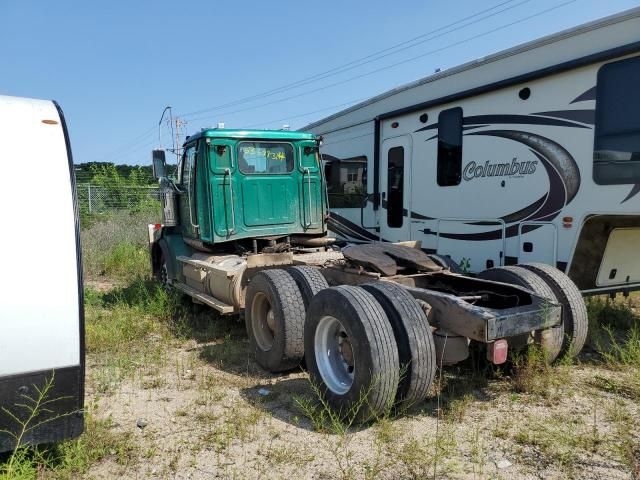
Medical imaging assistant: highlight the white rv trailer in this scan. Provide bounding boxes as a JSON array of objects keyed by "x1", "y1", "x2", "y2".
[
  {"x1": 0, "y1": 95, "x2": 84, "y2": 451},
  {"x1": 305, "y1": 7, "x2": 640, "y2": 295}
]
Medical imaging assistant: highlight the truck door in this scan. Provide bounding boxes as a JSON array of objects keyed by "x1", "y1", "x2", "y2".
[
  {"x1": 298, "y1": 140, "x2": 323, "y2": 231},
  {"x1": 380, "y1": 135, "x2": 412, "y2": 241},
  {"x1": 178, "y1": 144, "x2": 199, "y2": 238},
  {"x1": 209, "y1": 139, "x2": 236, "y2": 238}
]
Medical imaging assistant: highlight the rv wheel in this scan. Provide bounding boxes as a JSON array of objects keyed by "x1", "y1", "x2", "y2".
[
  {"x1": 477, "y1": 266, "x2": 563, "y2": 362},
  {"x1": 245, "y1": 269, "x2": 306, "y2": 372},
  {"x1": 361, "y1": 281, "x2": 436, "y2": 408},
  {"x1": 519, "y1": 263, "x2": 588, "y2": 358},
  {"x1": 305, "y1": 286, "x2": 399, "y2": 422},
  {"x1": 287, "y1": 266, "x2": 329, "y2": 308}
]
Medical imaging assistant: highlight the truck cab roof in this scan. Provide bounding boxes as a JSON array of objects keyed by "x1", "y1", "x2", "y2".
[{"x1": 185, "y1": 128, "x2": 317, "y2": 144}]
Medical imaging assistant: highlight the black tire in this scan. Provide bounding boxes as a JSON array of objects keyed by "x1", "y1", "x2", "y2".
[
  {"x1": 245, "y1": 269, "x2": 306, "y2": 372},
  {"x1": 305, "y1": 286, "x2": 399, "y2": 421},
  {"x1": 156, "y1": 254, "x2": 169, "y2": 287},
  {"x1": 287, "y1": 266, "x2": 329, "y2": 308},
  {"x1": 428, "y1": 254, "x2": 463, "y2": 274},
  {"x1": 154, "y1": 240, "x2": 172, "y2": 287},
  {"x1": 361, "y1": 282, "x2": 436, "y2": 407},
  {"x1": 519, "y1": 263, "x2": 588, "y2": 358},
  {"x1": 477, "y1": 266, "x2": 563, "y2": 362}
]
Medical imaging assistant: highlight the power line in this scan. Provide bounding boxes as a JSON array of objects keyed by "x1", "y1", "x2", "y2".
[
  {"x1": 183, "y1": 0, "x2": 578, "y2": 126},
  {"x1": 178, "y1": 0, "x2": 529, "y2": 119},
  {"x1": 97, "y1": 0, "x2": 577, "y2": 164},
  {"x1": 92, "y1": 125, "x2": 157, "y2": 163},
  {"x1": 243, "y1": 97, "x2": 368, "y2": 129}
]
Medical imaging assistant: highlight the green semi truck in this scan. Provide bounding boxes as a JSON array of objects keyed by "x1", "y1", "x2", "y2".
[{"x1": 149, "y1": 127, "x2": 587, "y2": 419}]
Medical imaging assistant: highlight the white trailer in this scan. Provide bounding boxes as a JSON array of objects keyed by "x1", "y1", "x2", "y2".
[
  {"x1": 305, "y1": 7, "x2": 640, "y2": 295},
  {"x1": 0, "y1": 95, "x2": 84, "y2": 451}
]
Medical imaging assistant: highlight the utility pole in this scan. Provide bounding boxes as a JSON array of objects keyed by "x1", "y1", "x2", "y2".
[{"x1": 174, "y1": 117, "x2": 187, "y2": 163}]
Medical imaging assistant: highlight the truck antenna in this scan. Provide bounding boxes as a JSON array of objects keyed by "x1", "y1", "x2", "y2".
[{"x1": 158, "y1": 106, "x2": 172, "y2": 149}]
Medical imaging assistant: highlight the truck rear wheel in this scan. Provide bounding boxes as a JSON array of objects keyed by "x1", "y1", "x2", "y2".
[
  {"x1": 287, "y1": 266, "x2": 329, "y2": 308},
  {"x1": 305, "y1": 286, "x2": 399, "y2": 421},
  {"x1": 477, "y1": 266, "x2": 563, "y2": 362},
  {"x1": 245, "y1": 269, "x2": 306, "y2": 372},
  {"x1": 361, "y1": 281, "x2": 436, "y2": 408},
  {"x1": 519, "y1": 263, "x2": 588, "y2": 358}
]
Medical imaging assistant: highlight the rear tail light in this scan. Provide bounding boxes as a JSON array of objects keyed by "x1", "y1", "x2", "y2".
[{"x1": 487, "y1": 339, "x2": 508, "y2": 365}]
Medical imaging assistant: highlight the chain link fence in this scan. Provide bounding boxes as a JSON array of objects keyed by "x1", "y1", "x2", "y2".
[{"x1": 77, "y1": 184, "x2": 161, "y2": 215}]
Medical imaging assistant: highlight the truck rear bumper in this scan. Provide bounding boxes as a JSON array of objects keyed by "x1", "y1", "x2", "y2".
[{"x1": 405, "y1": 286, "x2": 561, "y2": 342}]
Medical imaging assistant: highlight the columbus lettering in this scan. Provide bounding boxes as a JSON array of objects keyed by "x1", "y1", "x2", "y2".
[{"x1": 463, "y1": 158, "x2": 538, "y2": 181}]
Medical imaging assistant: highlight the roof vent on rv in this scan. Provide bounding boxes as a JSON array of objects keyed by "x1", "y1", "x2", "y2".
[{"x1": 216, "y1": 122, "x2": 225, "y2": 129}]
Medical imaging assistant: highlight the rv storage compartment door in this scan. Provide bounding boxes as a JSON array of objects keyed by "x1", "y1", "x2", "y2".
[
  {"x1": 435, "y1": 218, "x2": 506, "y2": 273},
  {"x1": 518, "y1": 221, "x2": 557, "y2": 265},
  {"x1": 596, "y1": 228, "x2": 640, "y2": 286}
]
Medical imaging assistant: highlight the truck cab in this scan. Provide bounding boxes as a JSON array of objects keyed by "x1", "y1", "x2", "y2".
[{"x1": 149, "y1": 128, "x2": 329, "y2": 313}]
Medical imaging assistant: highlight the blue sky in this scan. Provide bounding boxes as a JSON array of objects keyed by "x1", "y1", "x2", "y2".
[{"x1": 1, "y1": 0, "x2": 638, "y2": 166}]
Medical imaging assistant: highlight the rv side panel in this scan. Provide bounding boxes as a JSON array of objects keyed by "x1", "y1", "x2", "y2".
[{"x1": 0, "y1": 96, "x2": 84, "y2": 451}]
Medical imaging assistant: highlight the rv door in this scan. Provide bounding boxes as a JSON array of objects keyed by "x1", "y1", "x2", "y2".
[{"x1": 380, "y1": 136, "x2": 412, "y2": 241}]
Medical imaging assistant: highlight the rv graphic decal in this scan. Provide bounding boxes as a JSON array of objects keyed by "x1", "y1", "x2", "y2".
[
  {"x1": 427, "y1": 129, "x2": 581, "y2": 241},
  {"x1": 462, "y1": 158, "x2": 538, "y2": 181},
  {"x1": 328, "y1": 212, "x2": 383, "y2": 242},
  {"x1": 415, "y1": 113, "x2": 592, "y2": 139},
  {"x1": 622, "y1": 183, "x2": 640, "y2": 203},
  {"x1": 570, "y1": 86, "x2": 596, "y2": 104}
]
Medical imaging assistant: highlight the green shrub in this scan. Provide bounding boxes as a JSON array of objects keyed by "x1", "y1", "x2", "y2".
[
  {"x1": 81, "y1": 210, "x2": 159, "y2": 281},
  {"x1": 586, "y1": 296, "x2": 640, "y2": 367},
  {"x1": 102, "y1": 242, "x2": 149, "y2": 280}
]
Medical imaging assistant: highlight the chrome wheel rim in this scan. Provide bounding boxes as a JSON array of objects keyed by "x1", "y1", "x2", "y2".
[
  {"x1": 251, "y1": 292, "x2": 275, "y2": 351},
  {"x1": 314, "y1": 315, "x2": 354, "y2": 395}
]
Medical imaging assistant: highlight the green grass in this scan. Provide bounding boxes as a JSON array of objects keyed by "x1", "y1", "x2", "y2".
[
  {"x1": 509, "y1": 345, "x2": 571, "y2": 400},
  {"x1": 85, "y1": 280, "x2": 186, "y2": 393},
  {"x1": 101, "y1": 242, "x2": 149, "y2": 280},
  {"x1": 586, "y1": 295, "x2": 640, "y2": 370},
  {"x1": 0, "y1": 414, "x2": 138, "y2": 480},
  {"x1": 80, "y1": 210, "x2": 158, "y2": 281}
]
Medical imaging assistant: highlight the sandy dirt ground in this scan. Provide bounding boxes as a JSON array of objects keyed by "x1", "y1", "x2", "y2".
[{"x1": 84, "y1": 324, "x2": 639, "y2": 480}]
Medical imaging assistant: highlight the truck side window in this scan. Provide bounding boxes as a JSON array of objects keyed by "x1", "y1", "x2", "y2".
[
  {"x1": 593, "y1": 56, "x2": 640, "y2": 185},
  {"x1": 181, "y1": 145, "x2": 196, "y2": 188},
  {"x1": 437, "y1": 107, "x2": 463, "y2": 186},
  {"x1": 181, "y1": 145, "x2": 198, "y2": 226},
  {"x1": 387, "y1": 147, "x2": 404, "y2": 228},
  {"x1": 325, "y1": 156, "x2": 367, "y2": 208}
]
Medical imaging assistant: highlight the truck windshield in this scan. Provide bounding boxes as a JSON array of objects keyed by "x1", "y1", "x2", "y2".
[{"x1": 238, "y1": 142, "x2": 294, "y2": 174}]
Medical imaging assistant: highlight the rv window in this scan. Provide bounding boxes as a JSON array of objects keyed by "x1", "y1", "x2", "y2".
[
  {"x1": 437, "y1": 107, "x2": 463, "y2": 186},
  {"x1": 387, "y1": 146, "x2": 404, "y2": 228},
  {"x1": 326, "y1": 156, "x2": 367, "y2": 208},
  {"x1": 593, "y1": 56, "x2": 640, "y2": 185}
]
